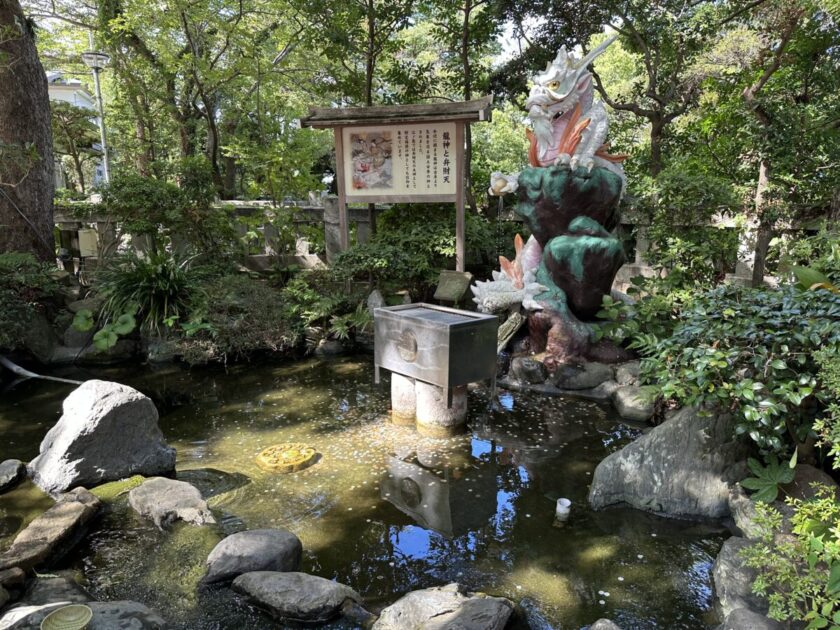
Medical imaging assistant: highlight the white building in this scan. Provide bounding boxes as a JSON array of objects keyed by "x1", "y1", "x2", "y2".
[{"x1": 47, "y1": 72, "x2": 106, "y2": 188}]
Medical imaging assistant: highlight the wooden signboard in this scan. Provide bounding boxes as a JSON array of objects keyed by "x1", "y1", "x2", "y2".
[{"x1": 300, "y1": 97, "x2": 492, "y2": 271}]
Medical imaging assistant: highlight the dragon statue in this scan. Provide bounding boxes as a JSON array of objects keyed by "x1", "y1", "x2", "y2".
[{"x1": 472, "y1": 36, "x2": 629, "y2": 368}]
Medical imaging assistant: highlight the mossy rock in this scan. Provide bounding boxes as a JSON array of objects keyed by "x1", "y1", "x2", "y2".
[
  {"x1": 256, "y1": 443, "x2": 317, "y2": 473},
  {"x1": 90, "y1": 475, "x2": 146, "y2": 502}
]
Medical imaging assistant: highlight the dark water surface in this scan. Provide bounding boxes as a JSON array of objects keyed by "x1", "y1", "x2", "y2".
[{"x1": 0, "y1": 356, "x2": 726, "y2": 629}]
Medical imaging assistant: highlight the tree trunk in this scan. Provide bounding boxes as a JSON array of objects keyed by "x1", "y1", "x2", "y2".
[
  {"x1": 751, "y1": 158, "x2": 772, "y2": 286},
  {"x1": 649, "y1": 118, "x2": 665, "y2": 177},
  {"x1": 0, "y1": 0, "x2": 55, "y2": 261},
  {"x1": 70, "y1": 149, "x2": 86, "y2": 193}
]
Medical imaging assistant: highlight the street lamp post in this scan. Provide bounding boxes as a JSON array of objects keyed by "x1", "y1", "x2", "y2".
[{"x1": 81, "y1": 50, "x2": 111, "y2": 184}]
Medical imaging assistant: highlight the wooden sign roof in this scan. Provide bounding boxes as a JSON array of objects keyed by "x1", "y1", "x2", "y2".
[{"x1": 299, "y1": 95, "x2": 493, "y2": 128}]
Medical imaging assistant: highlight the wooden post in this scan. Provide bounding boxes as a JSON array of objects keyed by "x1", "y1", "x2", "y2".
[
  {"x1": 333, "y1": 127, "x2": 350, "y2": 251},
  {"x1": 455, "y1": 122, "x2": 466, "y2": 272}
]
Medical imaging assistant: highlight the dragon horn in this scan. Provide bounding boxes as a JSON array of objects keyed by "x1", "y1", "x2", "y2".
[
  {"x1": 574, "y1": 34, "x2": 618, "y2": 70},
  {"x1": 553, "y1": 45, "x2": 569, "y2": 66}
]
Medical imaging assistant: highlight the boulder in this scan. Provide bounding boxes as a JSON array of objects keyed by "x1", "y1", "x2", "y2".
[
  {"x1": 611, "y1": 386, "x2": 654, "y2": 422},
  {"x1": 0, "y1": 488, "x2": 101, "y2": 572},
  {"x1": 232, "y1": 571, "x2": 361, "y2": 624},
  {"x1": 509, "y1": 357, "x2": 548, "y2": 385},
  {"x1": 314, "y1": 339, "x2": 344, "y2": 356},
  {"x1": 373, "y1": 583, "x2": 514, "y2": 630},
  {"x1": 128, "y1": 477, "x2": 215, "y2": 529},
  {"x1": 0, "y1": 586, "x2": 8, "y2": 609},
  {"x1": 0, "y1": 567, "x2": 25, "y2": 589},
  {"x1": 717, "y1": 608, "x2": 783, "y2": 630},
  {"x1": 62, "y1": 324, "x2": 92, "y2": 348},
  {"x1": 781, "y1": 464, "x2": 840, "y2": 501},
  {"x1": 19, "y1": 575, "x2": 93, "y2": 605},
  {"x1": 202, "y1": 529, "x2": 302, "y2": 584},
  {"x1": 0, "y1": 600, "x2": 168, "y2": 630},
  {"x1": 28, "y1": 380, "x2": 175, "y2": 495},
  {"x1": 66, "y1": 297, "x2": 103, "y2": 314},
  {"x1": 591, "y1": 620, "x2": 622, "y2": 630},
  {"x1": 0, "y1": 460, "x2": 25, "y2": 494},
  {"x1": 21, "y1": 312, "x2": 57, "y2": 364},
  {"x1": 557, "y1": 380, "x2": 620, "y2": 403},
  {"x1": 713, "y1": 537, "x2": 767, "y2": 618},
  {"x1": 553, "y1": 362, "x2": 613, "y2": 390},
  {"x1": 589, "y1": 408, "x2": 749, "y2": 519},
  {"x1": 614, "y1": 361, "x2": 640, "y2": 386}
]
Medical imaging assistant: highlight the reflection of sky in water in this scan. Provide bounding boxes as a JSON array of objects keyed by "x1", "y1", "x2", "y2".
[{"x1": 0, "y1": 356, "x2": 729, "y2": 630}]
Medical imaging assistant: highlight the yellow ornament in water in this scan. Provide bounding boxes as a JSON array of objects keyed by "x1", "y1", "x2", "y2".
[{"x1": 256, "y1": 443, "x2": 317, "y2": 473}]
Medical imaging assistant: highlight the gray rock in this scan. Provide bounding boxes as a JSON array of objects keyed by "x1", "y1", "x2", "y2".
[
  {"x1": 314, "y1": 339, "x2": 344, "y2": 356},
  {"x1": 553, "y1": 362, "x2": 614, "y2": 390},
  {"x1": 367, "y1": 289, "x2": 386, "y2": 315},
  {"x1": 717, "y1": 608, "x2": 783, "y2": 630},
  {"x1": 28, "y1": 380, "x2": 176, "y2": 495},
  {"x1": 66, "y1": 297, "x2": 103, "y2": 314},
  {"x1": 373, "y1": 583, "x2": 514, "y2": 630},
  {"x1": 0, "y1": 567, "x2": 25, "y2": 588},
  {"x1": 557, "y1": 380, "x2": 620, "y2": 402},
  {"x1": 203, "y1": 529, "x2": 302, "y2": 584},
  {"x1": 129, "y1": 477, "x2": 215, "y2": 529},
  {"x1": 781, "y1": 464, "x2": 840, "y2": 501},
  {"x1": 611, "y1": 385, "x2": 655, "y2": 422},
  {"x1": 232, "y1": 571, "x2": 361, "y2": 623},
  {"x1": 1, "y1": 600, "x2": 168, "y2": 629},
  {"x1": 591, "y1": 620, "x2": 623, "y2": 630},
  {"x1": 62, "y1": 324, "x2": 92, "y2": 348},
  {"x1": 518, "y1": 597, "x2": 555, "y2": 630},
  {"x1": 0, "y1": 586, "x2": 8, "y2": 609},
  {"x1": 615, "y1": 361, "x2": 640, "y2": 386},
  {"x1": 589, "y1": 408, "x2": 750, "y2": 519},
  {"x1": 509, "y1": 357, "x2": 548, "y2": 385},
  {"x1": 20, "y1": 576, "x2": 93, "y2": 605},
  {"x1": 0, "y1": 488, "x2": 101, "y2": 572},
  {"x1": 22, "y1": 312, "x2": 57, "y2": 364},
  {"x1": 0, "y1": 459, "x2": 25, "y2": 494},
  {"x1": 713, "y1": 537, "x2": 767, "y2": 618}
]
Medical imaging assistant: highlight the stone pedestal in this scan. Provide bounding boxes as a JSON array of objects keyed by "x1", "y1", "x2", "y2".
[
  {"x1": 415, "y1": 382, "x2": 467, "y2": 438},
  {"x1": 390, "y1": 374, "x2": 416, "y2": 426}
]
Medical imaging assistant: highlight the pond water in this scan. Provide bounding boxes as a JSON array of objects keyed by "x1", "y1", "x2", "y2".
[{"x1": 0, "y1": 356, "x2": 727, "y2": 629}]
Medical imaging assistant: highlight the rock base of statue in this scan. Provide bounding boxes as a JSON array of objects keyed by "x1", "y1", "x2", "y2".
[{"x1": 516, "y1": 164, "x2": 625, "y2": 365}]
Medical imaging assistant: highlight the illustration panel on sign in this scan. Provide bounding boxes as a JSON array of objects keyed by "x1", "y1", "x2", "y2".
[{"x1": 350, "y1": 131, "x2": 393, "y2": 190}]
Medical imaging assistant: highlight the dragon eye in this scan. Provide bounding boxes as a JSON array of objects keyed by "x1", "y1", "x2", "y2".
[{"x1": 547, "y1": 80, "x2": 560, "y2": 90}]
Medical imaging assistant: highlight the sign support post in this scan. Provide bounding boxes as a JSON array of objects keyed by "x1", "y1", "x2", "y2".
[{"x1": 300, "y1": 97, "x2": 492, "y2": 274}]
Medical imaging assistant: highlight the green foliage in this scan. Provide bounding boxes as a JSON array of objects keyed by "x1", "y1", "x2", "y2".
[
  {"x1": 814, "y1": 347, "x2": 840, "y2": 469},
  {"x1": 333, "y1": 204, "x2": 502, "y2": 298},
  {"x1": 741, "y1": 454, "x2": 797, "y2": 503},
  {"x1": 740, "y1": 485, "x2": 840, "y2": 628},
  {"x1": 779, "y1": 224, "x2": 840, "y2": 285},
  {"x1": 97, "y1": 252, "x2": 203, "y2": 336},
  {"x1": 178, "y1": 274, "x2": 301, "y2": 364},
  {"x1": 0, "y1": 253, "x2": 57, "y2": 352},
  {"x1": 102, "y1": 162, "x2": 238, "y2": 255},
  {"x1": 630, "y1": 284, "x2": 840, "y2": 455}
]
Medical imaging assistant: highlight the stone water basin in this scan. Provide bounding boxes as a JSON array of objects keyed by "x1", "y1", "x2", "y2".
[{"x1": 0, "y1": 356, "x2": 726, "y2": 628}]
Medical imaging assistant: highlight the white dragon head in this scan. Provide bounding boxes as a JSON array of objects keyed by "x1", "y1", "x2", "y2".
[{"x1": 525, "y1": 35, "x2": 617, "y2": 135}]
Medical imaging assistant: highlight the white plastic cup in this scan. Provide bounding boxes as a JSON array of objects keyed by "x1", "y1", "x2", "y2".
[{"x1": 555, "y1": 498, "x2": 571, "y2": 522}]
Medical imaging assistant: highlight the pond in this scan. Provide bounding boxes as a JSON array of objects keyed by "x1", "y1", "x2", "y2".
[{"x1": 0, "y1": 356, "x2": 727, "y2": 629}]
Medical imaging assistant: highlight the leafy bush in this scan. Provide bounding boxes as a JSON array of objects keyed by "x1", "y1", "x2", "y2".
[
  {"x1": 0, "y1": 253, "x2": 57, "y2": 352},
  {"x1": 179, "y1": 274, "x2": 301, "y2": 364},
  {"x1": 740, "y1": 485, "x2": 840, "y2": 628},
  {"x1": 814, "y1": 347, "x2": 840, "y2": 469},
  {"x1": 102, "y1": 160, "x2": 238, "y2": 255},
  {"x1": 633, "y1": 163, "x2": 742, "y2": 288},
  {"x1": 97, "y1": 252, "x2": 204, "y2": 336},
  {"x1": 333, "y1": 204, "x2": 513, "y2": 299},
  {"x1": 777, "y1": 223, "x2": 840, "y2": 285},
  {"x1": 632, "y1": 284, "x2": 840, "y2": 457}
]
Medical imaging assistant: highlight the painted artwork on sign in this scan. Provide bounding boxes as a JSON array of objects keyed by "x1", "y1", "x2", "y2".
[
  {"x1": 350, "y1": 131, "x2": 393, "y2": 190},
  {"x1": 342, "y1": 122, "x2": 457, "y2": 199}
]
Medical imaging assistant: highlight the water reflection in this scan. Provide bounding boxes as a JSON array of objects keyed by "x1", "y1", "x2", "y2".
[{"x1": 0, "y1": 356, "x2": 727, "y2": 629}]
